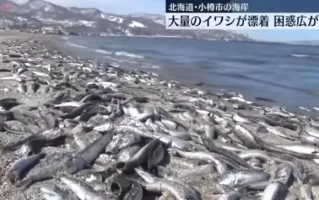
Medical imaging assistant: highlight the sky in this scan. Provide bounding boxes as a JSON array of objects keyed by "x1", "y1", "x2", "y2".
[{"x1": 44, "y1": 0, "x2": 318, "y2": 42}]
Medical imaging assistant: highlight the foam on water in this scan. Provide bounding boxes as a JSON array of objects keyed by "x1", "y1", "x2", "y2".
[
  {"x1": 67, "y1": 42, "x2": 87, "y2": 49},
  {"x1": 290, "y1": 54, "x2": 309, "y2": 58},
  {"x1": 94, "y1": 49, "x2": 112, "y2": 54},
  {"x1": 114, "y1": 51, "x2": 144, "y2": 59}
]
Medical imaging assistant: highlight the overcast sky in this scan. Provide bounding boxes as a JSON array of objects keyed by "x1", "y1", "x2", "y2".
[{"x1": 45, "y1": 0, "x2": 164, "y2": 14}]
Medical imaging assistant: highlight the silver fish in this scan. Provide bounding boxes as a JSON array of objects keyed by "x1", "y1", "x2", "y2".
[
  {"x1": 276, "y1": 144, "x2": 319, "y2": 155},
  {"x1": 41, "y1": 184, "x2": 67, "y2": 200},
  {"x1": 117, "y1": 146, "x2": 141, "y2": 163},
  {"x1": 169, "y1": 149, "x2": 227, "y2": 174},
  {"x1": 219, "y1": 191, "x2": 241, "y2": 200},
  {"x1": 304, "y1": 126, "x2": 319, "y2": 138},
  {"x1": 7, "y1": 153, "x2": 45, "y2": 184},
  {"x1": 258, "y1": 122, "x2": 296, "y2": 140},
  {"x1": 123, "y1": 181, "x2": 143, "y2": 200},
  {"x1": 219, "y1": 170, "x2": 271, "y2": 188},
  {"x1": 93, "y1": 121, "x2": 114, "y2": 133},
  {"x1": 300, "y1": 132, "x2": 319, "y2": 146},
  {"x1": 108, "y1": 174, "x2": 131, "y2": 196},
  {"x1": 118, "y1": 133, "x2": 141, "y2": 149},
  {"x1": 274, "y1": 163, "x2": 292, "y2": 185},
  {"x1": 261, "y1": 181, "x2": 288, "y2": 200},
  {"x1": 17, "y1": 82, "x2": 27, "y2": 93},
  {"x1": 60, "y1": 176, "x2": 115, "y2": 200},
  {"x1": 135, "y1": 167, "x2": 201, "y2": 200},
  {"x1": 106, "y1": 133, "x2": 124, "y2": 154},
  {"x1": 116, "y1": 139, "x2": 163, "y2": 172}
]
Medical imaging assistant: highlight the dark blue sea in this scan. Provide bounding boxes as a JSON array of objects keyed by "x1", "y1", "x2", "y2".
[{"x1": 58, "y1": 35, "x2": 319, "y2": 115}]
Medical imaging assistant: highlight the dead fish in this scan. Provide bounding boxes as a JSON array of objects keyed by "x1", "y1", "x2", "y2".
[
  {"x1": 117, "y1": 146, "x2": 141, "y2": 163},
  {"x1": 218, "y1": 191, "x2": 242, "y2": 200},
  {"x1": 232, "y1": 113, "x2": 250, "y2": 123},
  {"x1": 147, "y1": 142, "x2": 165, "y2": 171},
  {"x1": 17, "y1": 82, "x2": 27, "y2": 93},
  {"x1": 203, "y1": 124, "x2": 216, "y2": 139},
  {"x1": 219, "y1": 169, "x2": 271, "y2": 188},
  {"x1": 60, "y1": 176, "x2": 115, "y2": 200},
  {"x1": 247, "y1": 159, "x2": 263, "y2": 169},
  {"x1": 54, "y1": 101, "x2": 84, "y2": 108},
  {"x1": 0, "y1": 98, "x2": 20, "y2": 110},
  {"x1": 232, "y1": 124, "x2": 259, "y2": 149},
  {"x1": 274, "y1": 163, "x2": 292, "y2": 185},
  {"x1": 80, "y1": 94, "x2": 102, "y2": 103},
  {"x1": 39, "y1": 109, "x2": 58, "y2": 129},
  {"x1": 304, "y1": 126, "x2": 319, "y2": 138},
  {"x1": 122, "y1": 96, "x2": 148, "y2": 105},
  {"x1": 201, "y1": 136, "x2": 252, "y2": 169},
  {"x1": 62, "y1": 130, "x2": 114, "y2": 174},
  {"x1": 108, "y1": 173, "x2": 131, "y2": 197},
  {"x1": 275, "y1": 144, "x2": 319, "y2": 155},
  {"x1": 30, "y1": 80, "x2": 40, "y2": 93},
  {"x1": 135, "y1": 167, "x2": 201, "y2": 200},
  {"x1": 106, "y1": 133, "x2": 124, "y2": 155},
  {"x1": 117, "y1": 133, "x2": 141, "y2": 150},
  {"x1": 116, "y1": 139, "x2": 163, "y2": 172},
  {"x1": 106, "y1": 133, "x2": 141, "y2": 155},
  {"x1": 300, "y1": 132, "x2": 319, "y2": 146},
  {"x1": 161, "y1": 127, "x2": 191, "y2": 140},
  {"x1": 258, "y1": 122, "x2": 296, "y2": 140},
  {"x1": 123, "y1": 181, "x2": 143, "y2": 200},
  {"x1": 32, "y1": 71, "x2": 50, "y2": 77},
  {"x1": 40, "y1": 183, "x2": 67, "y2": 200},
  {"x1": 169, "y1": 148, "x2": 227, "y2": 174},
  {"x1": 261, "y1": 181, "x2": 288, "y2": 200},
  {"x1": 60, "y1": 102, "x2": 93, "y2": 119},
  {"x1": 93, "y1": 121, "x2": 114, "y2": 133},
  {"x1": 7, "y1": 153, "x2": 45, "y2": 184}
]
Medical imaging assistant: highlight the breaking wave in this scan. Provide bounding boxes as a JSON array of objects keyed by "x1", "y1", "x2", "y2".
[
  {"x1": 67, "y1": 42, "x2": 87, "y2": 49},
  {"x1": 94, "y1": 49, "x2": 112, "y2": 54},
  {"x1": 114, "y1": 51, "x2": 144, "y2": 59},
  {"x1": 290, "y1": 54, "x2": 309, "y2": 58}
]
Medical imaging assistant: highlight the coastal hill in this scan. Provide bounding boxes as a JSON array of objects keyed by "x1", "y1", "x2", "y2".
[{"x1": 0, "y1": 0, "x2": 251, "y2": 41}]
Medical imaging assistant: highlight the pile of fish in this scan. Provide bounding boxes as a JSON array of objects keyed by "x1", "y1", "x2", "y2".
[{"x1": 0, "y1": 38, "x2": 319, "y2": 200}]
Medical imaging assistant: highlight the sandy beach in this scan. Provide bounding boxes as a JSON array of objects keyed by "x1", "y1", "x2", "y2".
[{"x1": 0, "y1": 31, "x2": 319, "y2": 200}]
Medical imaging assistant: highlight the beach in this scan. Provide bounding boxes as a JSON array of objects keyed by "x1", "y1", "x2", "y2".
[{"x1": 0, "y1": 31, "x2": 319, "y2": 200}]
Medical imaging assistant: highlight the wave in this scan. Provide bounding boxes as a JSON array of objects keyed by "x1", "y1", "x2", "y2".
[
  {"x1": 67, "y1": 42, "x2": 87, "y2": 49},
  {"x1": 94, "y1": 49, "x2": 112, "y2": 54},
  {"x1": 114, "y1": 51, "x2": 144, "y2": 59},
  {"x1": 140, "y1": 64, "x2": 161, "y2": 69},
  {"x1": 290, "y1": 54, "x2": 309, "y2": 58}
]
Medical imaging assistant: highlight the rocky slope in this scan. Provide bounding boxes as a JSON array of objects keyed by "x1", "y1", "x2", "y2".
[{"x1": 0, "y1": 0, "x2": 251, "y2": 41}]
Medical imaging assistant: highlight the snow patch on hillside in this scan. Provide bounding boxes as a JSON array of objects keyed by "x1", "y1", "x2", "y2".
[
  {"x1": 105, "y1": 15, "x2": 123, "y2": 24},
  {"x1": 128, "y1": 21, "x2": 145, "y2": 28}
]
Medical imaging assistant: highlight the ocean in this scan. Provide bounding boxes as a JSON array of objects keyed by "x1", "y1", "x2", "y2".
[{"x1": 57, "y1": 35, "x2": 319, "y2": 115}]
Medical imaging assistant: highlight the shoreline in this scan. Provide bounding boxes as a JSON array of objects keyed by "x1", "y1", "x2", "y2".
[
  {"x1": 0, "y1": 31, "x2": 319, "y2": 199},
  {"x1": 50, "y1": 34, "x2": 319, "y2": 118}
]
